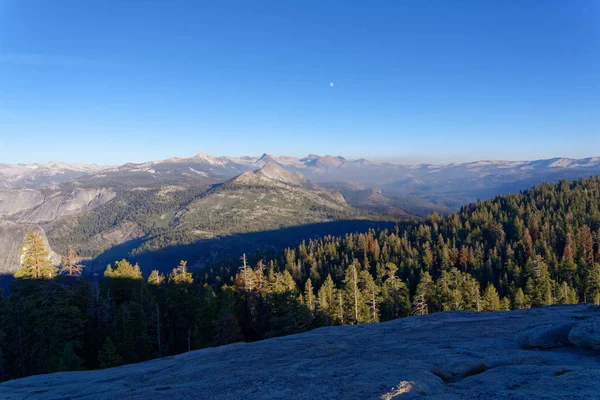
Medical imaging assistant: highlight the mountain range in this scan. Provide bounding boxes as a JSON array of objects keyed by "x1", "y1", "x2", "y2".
[
  {"x1": 6, "y1": 153, "x2": 600, "y2": 189},
  {"x1": 1, "y1": 152, "x2": 600, "y2": 276}
]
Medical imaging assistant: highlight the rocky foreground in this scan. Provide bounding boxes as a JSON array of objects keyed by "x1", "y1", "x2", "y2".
[{"x1": 2, "y1": 305, "x2": 600, "y2": 399}]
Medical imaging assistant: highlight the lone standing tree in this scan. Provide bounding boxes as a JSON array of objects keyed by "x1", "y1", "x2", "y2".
[
  {"x1": 15, "y1": 231, "x2": 57, "y2": 279},
  {"x1": 60, "y1": 248, "x2": 84, "y2": 277}
]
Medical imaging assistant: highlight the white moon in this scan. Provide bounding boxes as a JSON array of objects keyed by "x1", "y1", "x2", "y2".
[{"x1": 329, "y1": 82, "x2": 334, "y2": 87}]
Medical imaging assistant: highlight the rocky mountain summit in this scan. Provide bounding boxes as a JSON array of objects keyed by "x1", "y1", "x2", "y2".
[
  {"x1": 176, "y1": 163, "x2": 351, "y2": 236},
  {"x1": 228, "y1": 162, "x2": 311, "y2": 188},
  {"x1": 2, "y1": 304, "x2": 599, "y2": 399}
]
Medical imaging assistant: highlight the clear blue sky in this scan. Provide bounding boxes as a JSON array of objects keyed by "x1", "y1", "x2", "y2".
[{"x1": 0, "y1": 0, "x2": 598, "y2": 165}]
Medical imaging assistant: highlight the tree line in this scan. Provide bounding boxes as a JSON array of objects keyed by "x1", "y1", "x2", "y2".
[{"x1": 1, "y1": 176, "x2": 600, "y2": 381}]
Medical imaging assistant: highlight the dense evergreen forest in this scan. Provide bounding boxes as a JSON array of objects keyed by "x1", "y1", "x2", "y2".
[{"x1": 1, "y1": 176, "x2": 600, "y2": 381}]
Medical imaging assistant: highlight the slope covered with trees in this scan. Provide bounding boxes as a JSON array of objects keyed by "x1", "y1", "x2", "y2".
[
  {"x1": 1, "y1": 176, "x2": 600, "y2": 381},
  {"x1": 45, "y1": 163, "x2": 371, "y2": 272}
]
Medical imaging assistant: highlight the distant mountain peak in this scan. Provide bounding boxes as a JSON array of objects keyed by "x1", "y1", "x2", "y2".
[
  {"x1": 222, "y1": 162, "x2": 347, "y2": 210},
  {"x1": 254, "y1": 162, "x2": 308, "y2": 186},
  {"x1": 300, "y1": 154, "x2": 321, "y2": 162},
  {"x1": 226, "y1": 162, "x2": 308, "y2": 189},
  {"x1": 352, "y1": 158, "x2": 374, "y2": 166},
  {"x1": 256, "y1": 153, "x2": 281, "y2": 166},
  {"x1": 301, "y1": 154, "x2": 347, "y2": 168},
  {"x1": 194, "y1": 152, "x2": 225, "y2": 166},
  {"x1": 46, "y1": 161, "x2": 69, "y2": 169}
]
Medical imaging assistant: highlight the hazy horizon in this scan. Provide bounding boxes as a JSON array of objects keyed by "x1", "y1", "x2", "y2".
[{"x1": 3, "y1": 150, "x2": 600, "y2": 168}]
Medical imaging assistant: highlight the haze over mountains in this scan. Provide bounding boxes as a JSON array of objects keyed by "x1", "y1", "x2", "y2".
[
  {"x1": 0, "y1": 162, "x2": 112, "y2": 188},
  {"x1": 4, "y1": 152, "x2": 600, "y2": 217},
  {"x1": 1, "y1": 152, "x2": 599, "y2": 276},
  {"x1": 5, "y1": 153, "x2": 600, "y2": 196}
]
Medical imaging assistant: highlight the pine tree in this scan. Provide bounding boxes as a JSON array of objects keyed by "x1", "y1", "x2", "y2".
[
  {"x1": 462, "y1": 274, "x2": 482, "y2": 311},
  {"x1": 556, "y1": 281, "x2": 577, "y2": 304},
  {"x1": 317, "y1": 275, "x2": 336, "y2": 324},
  {"x1": 15, "y1": 232, "x2": 57, "y2": 279},
  {"x1": 304, "y1": 278, "x2": 315, "y2": 313},
  {"x1": 58, "y1": 342, "x2": 84, "y2": 371},
  {"x1": 147, "y1": 270, "x2": 165, "y2": 285},
  {"x1": 526, "y1": 256, "x2": 554, "y2": 306},
  {"x1": 513, "y1": 287, "x2": 526, "y2": 309},
  {"x1": 337, "y1": 290, "x2": 345, "y2": 325},
  {"x1": 500, "y1": 297, "x2": 511, "y2": 311},
  {"x1": 437, "y1": 269, "x2": 463, "y2": 311},
  {"x1": 104, "y1": 259, "x2": 143, "y2": 279},
  {"x1": 586, "y1": 263, "x2": 600, "y2": 304},
  {"x1": 98, "y1": 337, "x2": 122, "y2": 369},
  {"x1": 415, "y1": 271, "x2": 438, "y2": 313},
  {"x1": 236, "y1": 254, "x2": 255, "y2": 292},
  {"x1": 281, "y1": 270, "x2": 297, "y2": 292},
  {"x1": 215, "y1": 285, "x2": 243, "y2": 345},
  {"x1": 343, "y1": 261, "x2": 363, "y2": 324},
  {"x1": 380, "y1": 263, "x2": 410, "y2": 319},
  {"x1": 59, "y1": 249, "x2": 84, "y2": 277},
  {"x1": 482, "y1": 284, "x2": 501, "y2": 311},
  {"x1": 170, "y1": 260, "x2": 193, "y2": 285},
  {"x1": 360, "y1": 270, "x2": 379, "y2": 323}
]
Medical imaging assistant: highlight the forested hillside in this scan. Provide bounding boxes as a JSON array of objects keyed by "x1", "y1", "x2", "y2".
[
  {"x1": 1, "y1": 176, "x2": 600, "y2": 381},
  {"x1": 44, "y1": 163, "x2": 367, "y2": 273}
]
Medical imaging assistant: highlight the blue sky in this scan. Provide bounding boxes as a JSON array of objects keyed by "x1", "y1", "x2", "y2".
[{"x1": 0, "y1": 0, "x2": 598, "y2": 165}]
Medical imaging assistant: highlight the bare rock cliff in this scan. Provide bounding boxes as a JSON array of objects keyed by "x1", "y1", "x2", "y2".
[{"x1": 0, "y1": 187, "x2": 114, "y2": 274}]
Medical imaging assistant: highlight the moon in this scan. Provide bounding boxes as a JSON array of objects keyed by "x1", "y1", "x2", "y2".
[{"x1": 329, "y1": 82, "x2": 334, "y2": 87}]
